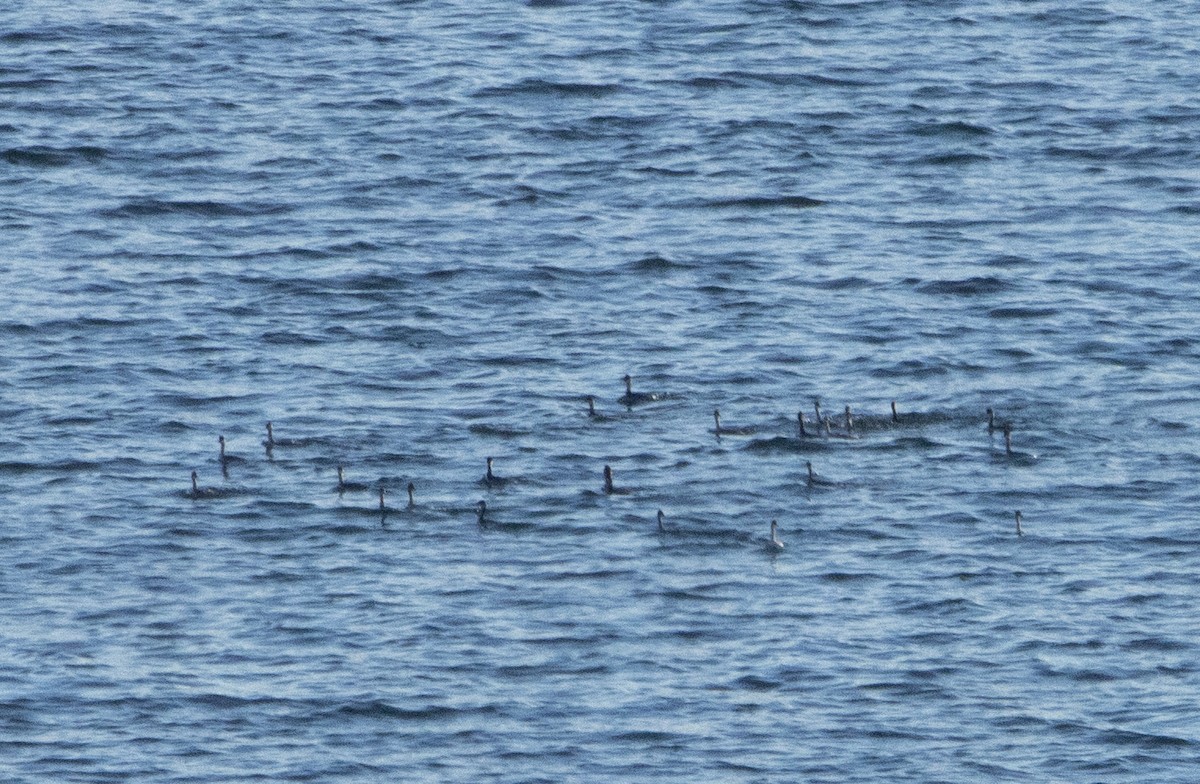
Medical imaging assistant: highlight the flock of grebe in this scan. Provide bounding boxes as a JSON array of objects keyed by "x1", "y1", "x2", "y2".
[{"x1": 188, "y1": 375, "x2": 1028, "y2": 546}]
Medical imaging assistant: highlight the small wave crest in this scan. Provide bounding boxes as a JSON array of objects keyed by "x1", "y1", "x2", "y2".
[
  {"x1": 101, "y1": 198, "x2": 293, "y2": 219},
  {"x1": 3, "y1": 145, "x2": 108, "y2": 167}
]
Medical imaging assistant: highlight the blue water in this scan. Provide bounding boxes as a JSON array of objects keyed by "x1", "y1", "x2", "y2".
[{"x1": 3, "y1": 2, "x2": 1200, "y2": 781}]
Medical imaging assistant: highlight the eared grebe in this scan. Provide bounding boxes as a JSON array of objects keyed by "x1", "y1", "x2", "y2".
[
  {"x1": 189, "y1": 470, "x2": 220, "y2": 499},
  {"x1": 765, "y1": 520, "x2": 784, "y2": 552},
  {"x1": 218, "y1": 435, "x2": 246, "y2": 465},
  {"x1": 602, "y1": 464, "x2": 631, "y2": 495},
  {"x1": 797, "y1": 411, "x2": 816, "y2": 438},
  {"x1": 481, "y1": 457, "x2": 507, "y2": 487},
  {"x1": 618, "y1": 374, "x2": 660, "y2": 407},
  {"x1": 822, "y1": 416, "x2": 855, "y2": 440},
  {"x1": 713, "y1": 409, "x2": 755, "y2": 436},
  {"x1": 263, "y1": 421, "x2": 303, "y2": 449},
  {"x1": 474, "y1": 499, "x2": 530, "y2": 531},
  {"x1": 992, "y1": 421, "x2": 1035, "y2": 463},
  {"x1": 336, "y1": 466, "x2": 370, "y2": 493},
  {"x1": 804, "y1": 460, "x2": 840, "y2": 486},
  {"x1": 586, "y1": 395, "x2": 616, "y2": 422}
]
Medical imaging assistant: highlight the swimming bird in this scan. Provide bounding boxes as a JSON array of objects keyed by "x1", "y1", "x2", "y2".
[
  {"x1": 843, "y1": 405, "x2": 854, "y2": 434},
  {"x1": 657, "y1": 509, "x2": 667, "y2": 532},
  {"x1": 1014, "y1": 510, "x2": 1023, "y2": 536},
  {"x1": 475, "y1": 499, "x2": 530, "y2": 532},
  {"x1": 586, "y1": 395, "x2": 615, "y2": 422},
  {"x1": 378, "y1": 486, "x2": 387, "y2": 511},
  {"x1": 218, "y1": 435, "x2": 246, "y2": 465},
  {"x1": 998, "y1": 417, "x2": 1036, "y2": 461},
  {"x1": 618, "y1": 374, "x2": 660, "y2": 407},
  {"x1": 765, "y1": 520, "x2": 784, "y2": 552},
  {"x1": 891, "y1": 401, "x2": 899, "y2": 424},
  {"x1": 481, "y1": 457, "x2": 507, "y2": 488},
  {"x1": 263, "y1": 421, "x2": 304, "y2": 449},
  {"x1": 713, "y1": 409, "x2": 755, "y2": 436},
  {"x1": 336, "y1": 466, "x2": 370, "y2": 493},
  {"x1": 602, "y1": 464, "x2": 631, "y2": 495},
  {"x1": 797, "y1": 411, "x2": 816, "y2": 438},
  {"x1": 407, "y1": 482, "x2": 416, "y2": 508},
  {"x1": 806, "y1": 461, "x2": 817, "y2": 485},
  {"x1": 822, "y1": 416, "x2": 855, "y2": 440},
  {"x1": 188, "y1": 470, "x2": 220, "y2": 499},
  {"x1": 813, "y1": 399, "x2": 823, "y2": 426},
  {"x1": 987, "y1": 408, "x2": 997, "y2": 434}
]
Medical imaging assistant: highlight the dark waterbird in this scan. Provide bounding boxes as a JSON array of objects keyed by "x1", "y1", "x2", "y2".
[
  {"x1": 218, "y1": 435, "x2": 246, "y2": 465},
  {"x1": 765, "y1": 520, "x2": 784, "y2": 553},
  {"x1": 263, "y1": 421, "x2": 304, "y2": 449},
  {"x1": 602, "y1": 465, "x2": 631, "y2": 495},
  {"x1": 994, "y1": 422, "x2": 1035, "y2": 464},
  {"x1": 821, "y1": 416, "x2": 855, "y2": 440},
  {"x1": 188, "y1": 470, "x2": 220, "y2": 499},
  {"x1": 805, "y1": 460, "x2": 846, "y2": 487},
  {"x1": 475, "y1": 500, "x2": 528, "y2": 531},
  {"x1": 375, "y1": 487, "x2": 389, "y2": 526},
  {"x1": 336, "y1": 466, "x2": 370, "y2": 493},
  {"x1": 481, "y1": 457, "x2": 508, "y2": 488},
  {"x1": 586, "y1": 395, "x2": 614, "y2": 422},
  {"x1": 713, "y1": 408, "x2": 755, "y2": 437},
  {"x1": 618, "y1": 374, "x2": 660, "y2": 407},
  {"x1": 651, "y1": 509, "x2": 755, "y2": 546}
]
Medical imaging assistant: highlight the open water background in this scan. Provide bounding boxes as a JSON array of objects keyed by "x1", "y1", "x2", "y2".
[{"x1": 3, "y1": 1, "x2": 1200, "y2": 781}]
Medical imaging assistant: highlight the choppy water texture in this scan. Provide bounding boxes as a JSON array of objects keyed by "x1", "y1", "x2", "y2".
[{"x1": 3, "y1": 1, "x2": 1200, "y2": 781}]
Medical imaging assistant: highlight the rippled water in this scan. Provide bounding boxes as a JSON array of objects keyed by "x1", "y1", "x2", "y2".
[{"x1": 3, "y1": 2, "x2": 1200, "y2": 781}]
